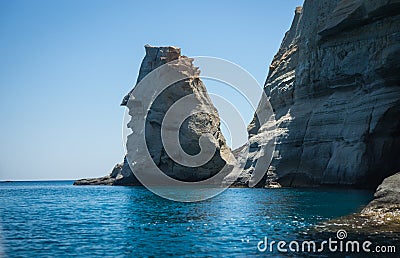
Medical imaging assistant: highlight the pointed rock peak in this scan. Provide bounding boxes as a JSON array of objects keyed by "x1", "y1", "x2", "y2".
[
  {"x1": 143, "y1": 44, "x2": 182, "y2": 63},
  {"x1": 121, "y1": 45, "x2": 186, "y2": 106}
]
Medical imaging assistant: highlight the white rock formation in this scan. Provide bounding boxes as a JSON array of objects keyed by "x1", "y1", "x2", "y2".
[{"x1": 75, "y1": 45, "x2": 235, "y2": 186}]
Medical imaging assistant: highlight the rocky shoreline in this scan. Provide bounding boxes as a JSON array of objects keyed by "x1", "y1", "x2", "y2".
[
  {"x1": 74, "y1": 157, "x2": 140, "y2": 186},
  {"x1": 315, "y1": 173, "x2": 400, "y2": 237}
]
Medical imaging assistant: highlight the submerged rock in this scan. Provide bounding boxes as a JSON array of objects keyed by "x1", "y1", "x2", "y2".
[{"x1": 244, "y1": 0, "x2": 400, "y2": 188}]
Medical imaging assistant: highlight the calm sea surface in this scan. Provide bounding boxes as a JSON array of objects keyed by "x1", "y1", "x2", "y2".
[{"x1": 0, "y1": 181, "x2": 373, "y2": 257}]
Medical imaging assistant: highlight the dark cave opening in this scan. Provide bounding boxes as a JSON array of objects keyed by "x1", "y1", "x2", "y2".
[{"x1": 364, "y1": 103, "x2": 400, "y2": 189}]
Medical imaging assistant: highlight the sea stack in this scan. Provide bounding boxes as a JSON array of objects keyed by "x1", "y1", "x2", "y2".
[{"x1": 74, "y1": 45, "x2": 234, "y2": 185}]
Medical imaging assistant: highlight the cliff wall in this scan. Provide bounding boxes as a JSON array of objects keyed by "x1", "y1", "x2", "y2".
[{"x1": 246, "y1": 0, "x2": 400, "y2": 188}]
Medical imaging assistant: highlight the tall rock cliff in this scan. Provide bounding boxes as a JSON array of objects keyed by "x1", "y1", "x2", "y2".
[
  {"x1": 246, "y1": 0, "x2": 400, "y2": 188},
  {"x1": 75, "y1": 45, "x2": 234, "y2": 186}
]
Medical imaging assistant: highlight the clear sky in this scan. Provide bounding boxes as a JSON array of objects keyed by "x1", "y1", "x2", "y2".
[{"x1": 0, "y1": 0, "x2": 303, "y2": 180}]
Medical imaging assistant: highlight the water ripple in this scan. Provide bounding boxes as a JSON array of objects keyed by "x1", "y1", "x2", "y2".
[{"x1": 0, "y1": 181, "x2": 372, "y2": 257}]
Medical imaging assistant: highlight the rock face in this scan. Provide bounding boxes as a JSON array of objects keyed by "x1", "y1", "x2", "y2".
[
  {"x1": 357, "y1": 172, "x2": 400, "y2": 230},
  {"x1": 125, "y1": 45, "x2": 234, "y2": 184},
  {"x1": 244, "y1": 0, "x2": 400, "y2": 188},
  {"x1": 362, "y1": 172, "x2": 400, "y2": 214},
  {"x1": 75, "y1": 45, "x2": 234, "y2": 186}
]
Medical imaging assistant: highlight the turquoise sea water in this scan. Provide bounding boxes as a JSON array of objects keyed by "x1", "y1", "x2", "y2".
[{"x1": 0, "y1": 181, "x2": 373, "y2": 257}]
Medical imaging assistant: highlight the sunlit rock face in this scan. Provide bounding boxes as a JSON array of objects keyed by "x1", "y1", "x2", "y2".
[
  {"x1": 123, "y1": 45, "x2": 234, "y2": 184},
  {"x1": 246, "y1": 0, "x2": 400, "y2": 188},
  {"x1": 74, "y1": 45, "x2": 235, "y2": 186}
]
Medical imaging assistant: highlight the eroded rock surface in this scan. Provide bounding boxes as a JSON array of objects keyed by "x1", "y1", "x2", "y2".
[
  {"x1": 244, "y1": 0, "x2": 400, "y2": 188},
  {"x1": 363, "y1": 172, "x2": 400, "y2": 214},
  {"x1": 75, "y1": 45, "x2": 234, "y2": 186}
]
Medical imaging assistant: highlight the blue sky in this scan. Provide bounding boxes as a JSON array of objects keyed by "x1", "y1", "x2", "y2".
[{"x1": 0, "y1": 0, "x2": 303, "y2": 180}]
